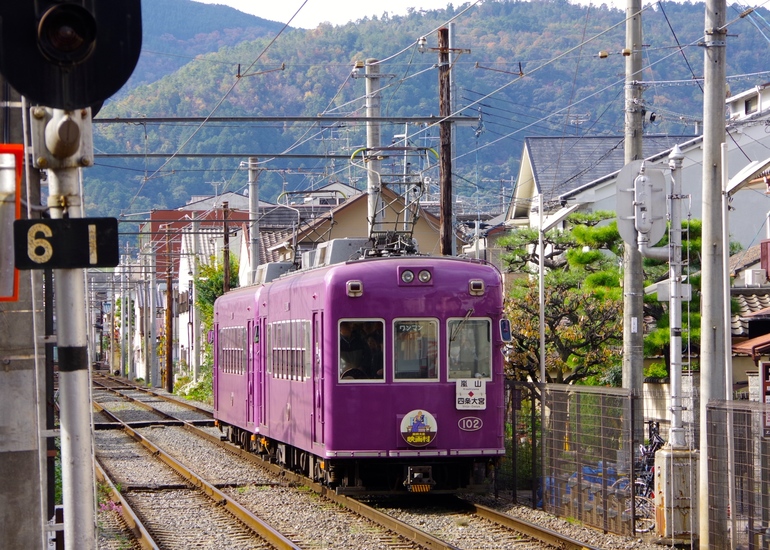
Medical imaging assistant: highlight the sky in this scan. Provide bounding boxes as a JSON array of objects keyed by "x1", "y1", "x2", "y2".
[
  {"x1": 193, "y1": 0, "x2": 768, "y2": 29},
  {"x1": 192, "y1": 0, "x2": 485, "y2": 29}
]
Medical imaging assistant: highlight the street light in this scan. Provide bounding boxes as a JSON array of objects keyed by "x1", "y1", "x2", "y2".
[{"x1": 538, "y1": 197, "x2": 580, "y2": 383}]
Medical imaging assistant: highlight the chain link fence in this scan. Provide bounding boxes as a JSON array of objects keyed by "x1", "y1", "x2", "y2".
[
  {"x1": 707, "y1": 399, "x2": 770, "y2": 549},
  {"x1": 499, "y1": 378, "x2": 710, "y2": 538}
]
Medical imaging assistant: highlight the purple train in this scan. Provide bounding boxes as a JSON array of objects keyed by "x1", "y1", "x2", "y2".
[{"x1": 213, "y1": 245, "x2": 510, "y2": 494}]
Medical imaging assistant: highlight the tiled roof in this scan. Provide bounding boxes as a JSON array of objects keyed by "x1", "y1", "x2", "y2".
[
  {"x1": 729, "y1": 244, "x2": 762, "y2": 276},
  {"x1": 733, "y1": 331, "x2": 770, "y2": 360},
  {"x1": 733, "y1": 294, "x2": 770, "y2": 336},
  {"x1": 258, "y1": 229, "x2": 293, "y2": 264},
  {"x1": 525, "y1": 135, "x2": 698, "y2": 201}
]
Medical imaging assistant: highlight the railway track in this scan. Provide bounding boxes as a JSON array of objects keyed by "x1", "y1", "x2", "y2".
[
  {"x1": 93, "y1": 401, "x2": 297, "y2": 548},
  {"x1": 91, "y1": 374, "x2": 600, "y2": 550}
]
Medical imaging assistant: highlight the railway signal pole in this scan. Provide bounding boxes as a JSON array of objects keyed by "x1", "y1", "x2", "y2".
[
  {"x1": 35, "y1": 106, "x2": 98, "y2": 549},
  {"x1": 0, "y1": 3, "x2": 142, "y2": 547}
]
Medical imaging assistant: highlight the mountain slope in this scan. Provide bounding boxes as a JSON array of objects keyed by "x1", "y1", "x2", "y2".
[{"x1": 89, "y1": 0, "x2": 770, "y2": 221}]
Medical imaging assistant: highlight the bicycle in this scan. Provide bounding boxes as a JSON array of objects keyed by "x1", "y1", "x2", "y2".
[{"x1": 609, "y1": 420, "x2": 665, "y2": 533}]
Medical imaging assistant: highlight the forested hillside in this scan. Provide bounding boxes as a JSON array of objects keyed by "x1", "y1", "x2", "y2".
[
  {"x1": 118, "y1": 0, "x2": 283, "y2": 91},
  {"x1": 88, "y1": 0, "x2": 770, "y2": 221}
]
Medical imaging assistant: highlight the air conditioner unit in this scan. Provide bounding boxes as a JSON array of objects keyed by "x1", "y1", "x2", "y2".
[{"x1": 746, "y1": 268, "x2": 767, "y2": 286}]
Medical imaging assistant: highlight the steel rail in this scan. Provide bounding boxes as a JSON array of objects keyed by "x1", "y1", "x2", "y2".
[
  {"x1": 94, "y1": 460, "x2": 159, "y2": 550},
  {"x1": 93, "y1": 376, "x2": 598, "y2": 550},
  {"x1": 467, "y1": 501, "x2": 600, "y2": 550},
  {"x1": 93, "y1": 401, "x2": 301, "y2": 550},
  {"x1": 93, "y1": 374, "x2": 214, "y2": 422}
]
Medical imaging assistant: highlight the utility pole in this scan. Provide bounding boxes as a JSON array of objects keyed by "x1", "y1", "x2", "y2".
[
  {"x1": 191, "y1": 218, "x2": 200, "y2": 381},
  {"x1": 699, "y1": 0, "x2": 728, "y2": 545},
  {"x1": 364, "y1": 59, "x2": 383, "y2": 241},
  {"x1": 127, "y1": 261, "x2": 134, "y2": 381},
  {"x1": 120, "y1": 259, "x2": 127, "y2": 377},
  {"x1": 0, "y1": 84, "x2": 46, "y2": 549},
  {"x1": 223, "y1": 201, "x2": 230, "y2": 293},
  {"x1": 165, "y1": 225, "x2": 173, "y2": 393},
  {"x1": 622, "y1": 0, "x2": 645, "y2": 452},
  {"x1": 149, "y1": 253, "x2": 159, "y2": 388},
  {"x1": 438, "y1": 28, "x2": 453, "y2": 256},
  {"x1": 449, "y1": 23, "x2": 460, "y2": 255},
  {"x1": 248, "y1": 158, "x2": 260, "y2": 285}
]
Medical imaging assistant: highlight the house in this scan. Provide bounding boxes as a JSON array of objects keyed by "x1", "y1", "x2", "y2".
[
  {"x1": 495, "y1": 84, "x2": 770, "y2": 393},
  {"x1": 236, "y1": 186, "x2": 458, "y2": 285}
]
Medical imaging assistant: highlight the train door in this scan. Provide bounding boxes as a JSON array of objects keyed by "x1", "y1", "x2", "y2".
[
  {"x1": 247, "y1": 320, "x2": 254, "y2": 426},
  {"x1": 312, "y1": 311, "x2": 324, "y2": 446},
  {"x1": 212, "y1": 323, "x2": 218, "y2": 410},
  {"x1": 258, "y1": 316, "x2": 267, "y2": 428}
]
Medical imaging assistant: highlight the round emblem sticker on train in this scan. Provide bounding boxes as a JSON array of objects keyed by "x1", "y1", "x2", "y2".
[{"x1": 401, "y1": 409, "x2": 437, "y2": 447}]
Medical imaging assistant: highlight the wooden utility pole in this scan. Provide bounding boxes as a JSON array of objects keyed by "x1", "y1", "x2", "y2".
[{"x1": 438, "y1": 27, "x2": 453, "y2": 255}]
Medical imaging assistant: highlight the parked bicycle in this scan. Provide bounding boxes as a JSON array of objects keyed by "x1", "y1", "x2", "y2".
[{"x1": 609, "y1": 420, "x2": 666, "y2": 532}]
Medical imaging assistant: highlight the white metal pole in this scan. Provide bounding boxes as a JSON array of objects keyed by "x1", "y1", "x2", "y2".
[
  {"x1": 45, "y1": 109, "x2": 95, "y2": 548},
  {"x1": 539, "y1": 193, "x2": 546, "y2": 384},
  {"x1": 668, "y1": 145, "x2": 686, "y2": 448},
  {"x1": 721, "y1": 143, "x2": 737, "y2": 548},
  {"x1": 248, "y1": 158, "x2": 259, "y2": 285}
]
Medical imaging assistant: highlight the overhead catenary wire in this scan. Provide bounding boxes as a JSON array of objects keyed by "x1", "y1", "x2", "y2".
[
  {"x1": 97, "y1": 0, "x2": 770, "y2": 223},
  {"x1": 123, "y1": 0, "x2": 311, "y2": 213}
]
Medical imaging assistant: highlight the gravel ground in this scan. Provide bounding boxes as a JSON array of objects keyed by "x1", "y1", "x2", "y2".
[
  {"x1": 95, "y1": 387, "x2": 690, "y2": 549},
  {"x1": 467, "y1": 493, "x2": 691, "y2": 549}
]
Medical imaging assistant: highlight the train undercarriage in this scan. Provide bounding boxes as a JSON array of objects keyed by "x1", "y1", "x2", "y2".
[{"x1": 220, "y1": 423, "x2": 496, "y2": 495}]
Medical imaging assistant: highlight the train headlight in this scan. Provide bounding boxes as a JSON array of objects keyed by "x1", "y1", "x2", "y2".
[
  {"x1": 418, "y1": 270, "x2": 432, "y2": 283},
  {"x1": 346, "y1": 280, "x2": 363, "y2": 297},
  {"x1": 469, "y1": 279, "x2": 485, "y2": 295},
  {"x1": 401, "y1": 270, "x2": 415, "y2": 283}
]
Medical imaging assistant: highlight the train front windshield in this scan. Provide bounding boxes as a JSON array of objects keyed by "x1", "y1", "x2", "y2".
[
  {"x1": 448, "y1": 318, "x2": 492, "y2": 379},
  {"x1": 338, "y1": 318, "x2": 493, "y2": 382}
]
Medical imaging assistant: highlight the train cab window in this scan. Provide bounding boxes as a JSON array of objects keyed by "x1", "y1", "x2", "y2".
[
  {"x1": 339, "y1": 320, "x2": 384, "y2": 381},
  {"x1": 393, "y1": 319, "x2": 438, "y2": 381},
  {"x1": 448, "y1": 318, "x2": 492, "y2": 380}
]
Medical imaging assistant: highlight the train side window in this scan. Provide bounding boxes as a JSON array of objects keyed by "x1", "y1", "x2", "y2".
[
  {"x1": 448, "y1": 318, "x2": 492, "y2": 380},
  {"x1": 339, "y1": 319, "x2": 384, "y2": 381},
  {"x1": 219, "y1": 325, "x2": 247, "y2": 375},
  {"x1": 393, "y1": 319, "x2": 438, "y2": 381}
]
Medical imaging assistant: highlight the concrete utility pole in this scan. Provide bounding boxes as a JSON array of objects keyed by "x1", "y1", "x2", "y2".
[
  {"x1": 438, "y1": 28, "x2": 453, "y2": 256},
  {"x1": 149, "y1": 257, "x2": 159, "y2": 388},
  {"x1": 699, "y1": 0, "x2": 728, "y2": 545},
  {"x1": 248, "y1": 157, "x2": 260, "y2": 285},
  {"x1": 191, "y1": 218, "x2": 200, "y2": 381},
  {"x1": 223, "y1": 201, "x2": 230, "y2": 293},
  {"x1": 120, "y1": 260, "x2": 127, "y2": 377},
  {"x1": 165, "y1": 225, "x2": 174, "y2": 393},
  {"x1": 0, "y1": 85, "x2": 46, "y2": 549},
  {"x1": 364, "y1": 59, "x2": 383, "y2": 240},
  {"x1": 623, "y1": 0, "x2": 645, "y2": 450}
]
